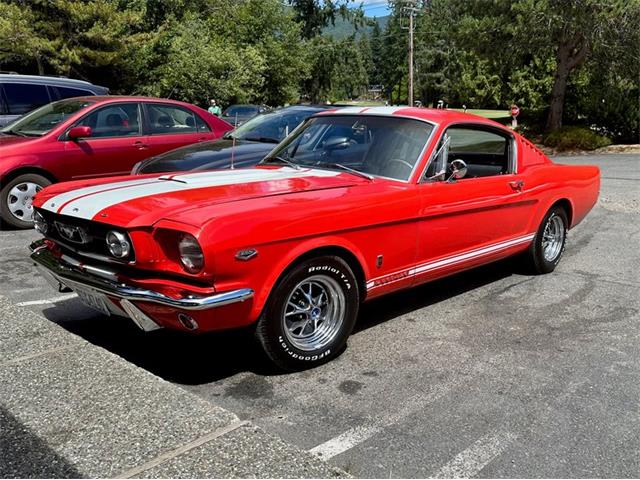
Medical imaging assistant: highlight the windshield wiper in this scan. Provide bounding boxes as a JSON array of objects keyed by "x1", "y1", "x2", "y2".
[
  {"x1": 243, "y1": 136, "x2": 280, "y2": 144},
  {"x1": 261, "y1": 156, "x2": 301, "y2": 170},
  {"x1": 325, "y1": 163, "x2": 374, "y2": 181},
  {"x1": 1, "y1": 129, "x2": 27, "y2": 137}
]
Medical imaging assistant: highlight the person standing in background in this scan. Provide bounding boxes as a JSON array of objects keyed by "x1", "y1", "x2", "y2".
[{"x1": 208, "y1": 99, "x2": 222, "y2": 117}]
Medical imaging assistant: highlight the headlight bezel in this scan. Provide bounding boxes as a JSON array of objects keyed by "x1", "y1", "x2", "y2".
[
  {"x1": 33, "y1": 210, "x2": 48, "y2": 235},
  {"x1": 178, "y1": 233, "x2": 204, "y2": 274},
  {"x1": 106, "y1": 230, "x2": 132, "y2": 259}
]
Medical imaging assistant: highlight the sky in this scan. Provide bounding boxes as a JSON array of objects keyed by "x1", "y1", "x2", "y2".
[{"x1": 358, "y1": 0, "x2": 391, "y2": 17}]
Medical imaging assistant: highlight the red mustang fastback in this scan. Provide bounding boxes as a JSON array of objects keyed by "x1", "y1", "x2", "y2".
[{"x1": 30, "y1": 107, "x2": 599, "y2": 370}]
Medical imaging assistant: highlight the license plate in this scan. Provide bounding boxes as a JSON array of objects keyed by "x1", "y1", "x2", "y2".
[{"x1": 75, "y1": 287, "x2": 111, "y2": 316}]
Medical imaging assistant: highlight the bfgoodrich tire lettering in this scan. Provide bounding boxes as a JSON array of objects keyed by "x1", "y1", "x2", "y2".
[
  {"x1": 255, "y1": 255, "x2": 359, "y2": 371},
  {"x1": 526, "y1": 205, "x2": 568, "y2": 274}
]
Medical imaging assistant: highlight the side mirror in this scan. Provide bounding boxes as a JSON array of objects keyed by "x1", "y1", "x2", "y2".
[
  {"x1": 324, "y1": 136, "x2": 351, "y2": 151},
  {"x1": 447, "y1": 159, "x2": 468, "y2": 182},
  {"x1": 68, "y1": 126, "x2": 92, "y2": 140}
]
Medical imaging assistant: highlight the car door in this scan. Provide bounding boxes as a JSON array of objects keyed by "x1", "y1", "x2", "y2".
[
  {"x1": 414, "y1": 124, "x2": 532, "y2": 283},
  {"x1": 61, "y1": 102, "x2": 150, "y2": 178},
  {"x1": 142, "y1": 102, "x2": 213, "y2": 158}
]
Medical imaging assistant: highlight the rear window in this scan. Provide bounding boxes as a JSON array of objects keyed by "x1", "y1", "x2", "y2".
[
  {"x1": 55, "y1": 86, "x2": 94, "y2": 100},
  {"x1": 3, "y1": 83, "x2": 51, "y2": 115}
]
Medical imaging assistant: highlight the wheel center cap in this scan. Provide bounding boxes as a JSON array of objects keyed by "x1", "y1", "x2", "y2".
[{"x1": 311, "y1": 307, "x2": 321, "y2": 319}]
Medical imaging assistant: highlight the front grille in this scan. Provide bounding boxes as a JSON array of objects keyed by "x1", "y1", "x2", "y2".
[{"x1": 36, "y1": 208, "x2": 135, "y2": 263}]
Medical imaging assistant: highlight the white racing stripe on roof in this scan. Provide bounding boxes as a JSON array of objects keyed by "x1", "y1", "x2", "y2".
[
  {"x1": 332, "y1": 106, "x2": 366, "y2": 114},
  {"x1": 57, "y1": 167, "x2": 340, "y2": 220},
  {"x1": 363, "y1": 106, "x2": 409, "y2": 115}
]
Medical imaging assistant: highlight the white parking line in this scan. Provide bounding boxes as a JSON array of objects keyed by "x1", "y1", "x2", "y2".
[
  {"x1": 16, "y1": 293, "x2": 77, "y2": 306},
  {"x1": 431, "y1": 430, "x2": 517, "y2": 478},
  {"x1": 309, "y1": 425, "x2": 382, "y2": 459},
  {"x1": 309, "y1": 380, "x2": 459, "y2": 459}
]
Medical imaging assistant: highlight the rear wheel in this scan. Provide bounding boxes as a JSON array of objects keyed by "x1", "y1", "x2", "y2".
[
  {"x1": 525, "y1": 206, "x2": 568, "y2": 274},
  {"x1": 255, "y1": 255, "x2": 359, "y2": 371},
  {"x1": 0, "y1": 174, "x2": 51, "y2": 229}
]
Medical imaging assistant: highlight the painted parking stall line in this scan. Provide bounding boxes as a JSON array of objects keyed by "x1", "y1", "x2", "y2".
[{"x1": 16, "y1": 293, "x2": 78, "y2": 306}]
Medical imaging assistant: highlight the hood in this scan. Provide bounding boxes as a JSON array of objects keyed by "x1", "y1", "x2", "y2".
[
  {"x1": 0, "y1": 134, "x2": 38, "y2": 148},
  {"x1": 137, "y1": 139, "x2": 274, "y2": 174},
  {"x1": 34, "y1": 167, "x2": 359, "y2": 228}
]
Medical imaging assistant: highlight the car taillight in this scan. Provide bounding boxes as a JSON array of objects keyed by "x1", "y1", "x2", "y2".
[{"x1": 178, "y1": 233, "x2": 204, "y2": 274}]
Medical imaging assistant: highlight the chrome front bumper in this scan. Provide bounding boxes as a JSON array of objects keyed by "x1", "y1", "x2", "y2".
[{"x1": 30, "y1": 240, "x2": 254, "y2": 313}]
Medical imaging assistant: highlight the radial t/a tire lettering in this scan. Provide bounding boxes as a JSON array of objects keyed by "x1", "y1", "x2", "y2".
[{"x1": 255, "y1": 255, "x2": 359, "y2": 371}]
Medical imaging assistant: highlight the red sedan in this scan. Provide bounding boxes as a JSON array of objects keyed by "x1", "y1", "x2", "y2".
[
  {"x1": 0, "y1": 96, "x2": 232, "y2": 228},
  {"x1": 30, "y1": 107, "x2": 599, "y2": 370}
]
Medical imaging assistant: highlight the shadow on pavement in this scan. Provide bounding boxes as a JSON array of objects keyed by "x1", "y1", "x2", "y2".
[
  {"x1": 42, "y1": 258, "x2": 522, "y2": 386},
  {"x1": 0, "y1": 406, "x2": 82, "y2": 478}
]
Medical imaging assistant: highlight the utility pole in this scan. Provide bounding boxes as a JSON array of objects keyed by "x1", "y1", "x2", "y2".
[
  {"x1": 408, "y1": 9, "x2": 414, "y2": 107},
  {"x1": 402, "y1": 0, "x2": 419, "y2": 107}
]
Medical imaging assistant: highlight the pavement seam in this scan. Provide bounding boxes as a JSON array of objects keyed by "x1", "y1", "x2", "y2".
[
  {"x1": 0, "y1": 344, "x2": 77, "y2": 368},
  {"x1": 114, "y1": 420, "x2": 251, "y2": 479}
]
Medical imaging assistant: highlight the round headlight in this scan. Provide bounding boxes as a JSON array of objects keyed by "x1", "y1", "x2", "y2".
[
  {"x1": 106, "y1": 231, "x2": 131, "y2": 258},
  {"x1": 33, "y1": 210, "x2": 48, "y2": 235},
  {"x1": 178, "y1": 233, "x2": 204, "y2": 273}
]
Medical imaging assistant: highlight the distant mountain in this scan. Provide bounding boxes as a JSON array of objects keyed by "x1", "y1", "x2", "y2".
[{"x1": 323, "y1": 15, "x2": 389, "y2": 39}]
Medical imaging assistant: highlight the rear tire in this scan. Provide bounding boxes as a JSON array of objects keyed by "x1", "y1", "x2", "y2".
[
  {"x1": 525, "y1": 206, "x2": 568, "y2": 274},
  {"x1": 0, "y1": 174, "x2": 51, "y2": 229},
  {"x1": 255, "y1": 255, "x2": 359, "y2": 371}
]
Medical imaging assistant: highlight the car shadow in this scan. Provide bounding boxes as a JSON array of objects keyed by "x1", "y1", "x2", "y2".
[{"x1": 42, "y1": 258, "x2": 523, "y2": 386}]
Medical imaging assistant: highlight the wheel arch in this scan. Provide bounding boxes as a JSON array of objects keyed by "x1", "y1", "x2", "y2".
[
  {"x1": 550, "y1": 198, "x2": 573, "y2": 228},
  {"x1": 0, "y1": 167, "x2": 58, "y2": 189},
  {"x1": 250, "y1": 238, "x2": 370, "y2": 321}
]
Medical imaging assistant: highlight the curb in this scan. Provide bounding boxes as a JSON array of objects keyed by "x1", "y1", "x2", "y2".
[{"x1": 0, "y1": 295, "x2": 347, "y2": 478}]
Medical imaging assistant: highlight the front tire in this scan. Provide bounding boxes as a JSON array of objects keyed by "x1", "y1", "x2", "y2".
[
  {"x1": 526, "y1": 206, "x2": 568, "y2": 274},
  {"x1": 0, "y1": 174, "x2": 51, "y2": 229},
  {"x1": 255, "y1": 255, "x2": 359, "y2": 371}
]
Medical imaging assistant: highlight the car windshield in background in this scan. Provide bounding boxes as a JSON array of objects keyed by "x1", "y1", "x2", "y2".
[
  {"x1": 0, "y1": 99, "x2": 94, "y2": 137},
  {"x1": 224, "y1": 105, "x2": 259, "y2": 117},
  {"x1": 264, "y1": 115, "x2": 434, "y2": 182},
  {"x1": 229, "y1": 108, "x2": 318, "y2": 143}
]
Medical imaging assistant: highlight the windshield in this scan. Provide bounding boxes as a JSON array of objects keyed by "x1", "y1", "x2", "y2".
[
  {"x1": 223, "y1": 105, "x2": 259, "y2": 117},
  {"x1": 1, "y1": 99, "x2": 94, "y2": 137},
  {"x1": 264, "y1": 115, "x2": 434, "y2": 181},
  {"x1": 229, "y1": 108, "x2": 316, "y2": 143}
]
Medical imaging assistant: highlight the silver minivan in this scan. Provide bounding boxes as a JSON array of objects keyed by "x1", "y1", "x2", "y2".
[{"x1": 0, "y1": 74, "x2": 109, "y2": 127}]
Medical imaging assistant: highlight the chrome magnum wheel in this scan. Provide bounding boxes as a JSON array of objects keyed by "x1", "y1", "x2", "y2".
[
  {"x1": 526, "y1": 205, "x2": 568, "y2": 274},
  {"x1": 542, "y1": 213, "x2": 565, "y2": 262},
  {"x1": 256, "y1": 255, "x2": 359, "y2": 371},
  {"x1": 0, "y1": 173, "x2": 51, "y2": 229},
  {"x1": 283, "y1": 275, "x2": 346, "y2": 352}
]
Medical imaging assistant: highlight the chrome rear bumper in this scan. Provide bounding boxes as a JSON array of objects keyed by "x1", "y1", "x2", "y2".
[{"x1": 30, "y1": 240, "x2": 254, "y2": 311}]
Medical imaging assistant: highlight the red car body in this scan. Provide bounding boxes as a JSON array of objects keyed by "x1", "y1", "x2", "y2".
[
  {"x1": 30, "y1": 107, "x2": 600, "y2": 368},
  {"x1": 0, "y1": 96, "x2": 232, "y2": 227}
]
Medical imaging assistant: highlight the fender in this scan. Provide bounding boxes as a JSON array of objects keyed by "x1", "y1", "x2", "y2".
[{"x1": 248, "y1": 235, "x2": 370, "y2": 321}]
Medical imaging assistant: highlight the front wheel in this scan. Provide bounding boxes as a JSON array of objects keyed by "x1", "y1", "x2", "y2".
[
  {"x1": 255, "y1": 256, "x2": 359, "y2": 371},
  {"x1": 525, "y1": 206, "x2": 568, "y2": 274},
  {"x1": 0, "y1": 174, "x2": 51, "y2": 229}
]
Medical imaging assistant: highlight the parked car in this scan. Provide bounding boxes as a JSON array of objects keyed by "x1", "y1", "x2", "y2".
[
  {"x1": 133, "y1": 105, "x2": 334, "y2": 175},
  {"x1": 0, "y1": 73, "x2": 108, "y2": 127},
  {"x1": 221, "y1": 104, "x2": 270, "y2": 126},
  {"x1": 30, "y1": 107, "x2": 599, "y2": 370},
  {"x1": 0, "y1": 96, "x2": 233, "y2": 228}
]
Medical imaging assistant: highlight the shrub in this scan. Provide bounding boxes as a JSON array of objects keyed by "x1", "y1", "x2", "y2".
[{"x1": 543, "y1": 126, "x2": 612, "y2": 151}]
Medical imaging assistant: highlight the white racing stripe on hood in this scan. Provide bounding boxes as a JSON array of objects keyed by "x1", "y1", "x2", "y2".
[
  {"x1": 57, "y1": 167, "x2": 340, "y2": 220},
  {"x1": 40, "y1": 177, "x2": 161, "y2": 215}
]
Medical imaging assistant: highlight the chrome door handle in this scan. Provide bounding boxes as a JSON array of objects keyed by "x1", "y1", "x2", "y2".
[
  {"x1": 509, "y1": 180, "x2": 524, "y2": 191},
  {"x1": 134, "y1": 141, "x2": 149, "y2": 150}
]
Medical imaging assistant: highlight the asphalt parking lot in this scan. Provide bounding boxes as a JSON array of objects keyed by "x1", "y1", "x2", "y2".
[{"x1": 1, "y1": 153, "x2": 639, "y2": 478}]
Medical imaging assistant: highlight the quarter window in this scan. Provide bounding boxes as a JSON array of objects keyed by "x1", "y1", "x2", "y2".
[
  {"x1": 55, "y1": 86, "x2": 94, "y2": 100},
  {"x1": 146, "y1": 104, "x2": 203, "y2": 134},
  {"x1": 4, "y1": 83, "x2": 51, "y2": 115},
  {"x1": 75, "y1": 103, "x2": 141, "y2": 138}
]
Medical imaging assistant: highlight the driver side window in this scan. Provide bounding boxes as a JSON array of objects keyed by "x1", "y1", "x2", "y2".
[{"x1": 425, "y1": 126, "x2": 511, "y2": 181}]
